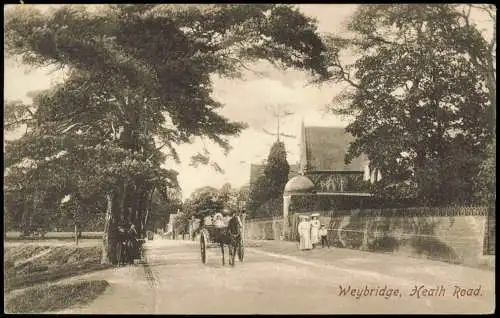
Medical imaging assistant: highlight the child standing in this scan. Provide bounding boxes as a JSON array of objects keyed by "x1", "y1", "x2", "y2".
[{"x1": 319, "y1": 225, "x2": 329, "y2": 248}]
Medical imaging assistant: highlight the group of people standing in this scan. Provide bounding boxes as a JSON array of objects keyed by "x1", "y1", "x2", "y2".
[
  {"x1": 115, "y1": 218, "x2": 141, "y2": 265},
  {"x1": 297, "y1": 213, "x2": 329, "y2": 251}
]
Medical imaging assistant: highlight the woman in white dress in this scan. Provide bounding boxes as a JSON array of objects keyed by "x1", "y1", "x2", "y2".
[
  {"x1": 298, "y1": 216, "x2": 312, "y2": 250},
  {"x1": 310, "y1": 214, "x2": 321, "y2": 248},
  {"x1": 214, "y1": 213, "x2": 225, "y2": 228}
]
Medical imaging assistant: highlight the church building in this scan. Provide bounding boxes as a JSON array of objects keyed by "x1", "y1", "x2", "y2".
[{"x1": 283, "y1": 121, "x2": 382, "y2": 218}]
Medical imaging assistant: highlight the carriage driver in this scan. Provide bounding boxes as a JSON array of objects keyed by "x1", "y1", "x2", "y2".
[{"x1": 223, "y1": 208, "x2": 243, "y2": 229}]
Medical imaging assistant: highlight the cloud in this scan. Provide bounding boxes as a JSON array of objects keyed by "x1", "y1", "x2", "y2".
[
  {"x1": 171, "y1": 128, "x2": 292, "y2": 198},
  {"x1": 297, "y1": 4, "x2": 358, "y2": 34},
  {"x1": 212, "y1": 66, "x2": 347, "y2": 133},
  {"x1": 172, "y1": 70, "x2": 351, "y2": 198},
  {"x1": 4, "y1": 61, "x2": 64, "y2": 104}
]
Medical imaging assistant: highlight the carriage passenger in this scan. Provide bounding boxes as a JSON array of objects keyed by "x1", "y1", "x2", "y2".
[
  {"x1": 204, "y1": 215, "x2": 213, "y2": 226},
  {"x1": 214, "y1": 213, "x2": 225, "y2": 228}
]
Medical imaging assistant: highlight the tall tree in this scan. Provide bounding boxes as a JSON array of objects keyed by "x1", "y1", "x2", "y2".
[
  {"x1": 450, "y1": 4, "x2": 496, "y2": 132},
  {"x1": 218, "y1": 183, "x2": 249, "y2": 212},
  {"x1": 324, "y1": 4, "x2": 494, "y2": 205},
  {"x1": 264, "y1": 141, "x2": 290, "y2": 200},
  {"x1": 450, "y1": 4, "x2": 496, "y2": 205},
  {"x1": 184, "y1": 186, "x2": 225, "y2": 216},
  {"x1": 248, "y1": 141, "x2": 290, "y2": 217},
  {"x1": 4, "y1": 4, "x2": 331, "y2": 263},
  {"x1": 179, "y1": 186, "x2": 223, "y2": 232}
]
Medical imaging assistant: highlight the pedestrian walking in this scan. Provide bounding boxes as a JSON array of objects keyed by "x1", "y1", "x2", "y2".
[
  {"x1": 298, "y1": 215, "x2": 312, "y2": 251},
  {"x1": 319, "y1": 224, "x2": 329, "y2": 248}
]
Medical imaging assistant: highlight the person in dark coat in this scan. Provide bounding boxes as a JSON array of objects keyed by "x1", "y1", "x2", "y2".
[
  {"x1": 127, "y1": 223, "x2": 139, "y2": 264},
  {"x1": 115, "y1": 218, "x2": 129, "y2": 265}
]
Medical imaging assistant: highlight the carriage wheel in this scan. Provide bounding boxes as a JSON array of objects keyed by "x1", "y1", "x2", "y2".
[
  {"x1": 200, "y1": 232, "x2": 207, "y2": 264},
  {"x1": 238, "y1": 238, "x2": 244, "y2": 262}
]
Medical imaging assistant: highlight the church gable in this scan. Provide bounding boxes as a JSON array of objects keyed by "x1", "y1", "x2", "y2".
[{"x1": 301, "y1": 126, "x2": 367, "y2": 173}]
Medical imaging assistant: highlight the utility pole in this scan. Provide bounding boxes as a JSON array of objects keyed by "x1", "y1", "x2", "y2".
[{"x1": 262, "y1": 103, "x2": 296, "y2": 142}]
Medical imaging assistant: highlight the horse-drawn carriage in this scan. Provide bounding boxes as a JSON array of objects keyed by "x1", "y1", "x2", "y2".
[{"x1": 198, "y1": 209, "x2": 244, "y2": 266}]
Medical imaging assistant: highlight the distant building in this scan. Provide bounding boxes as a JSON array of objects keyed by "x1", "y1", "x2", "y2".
[
  {"x1": 296, "y1": 123, "x2": 381, "y2": 194},
  {"x1": 283, "y1": 122, "x2": 382, "y2": 214},
  {"x1": 248, "y1": 121, "x2": 384, "y2": 218},
  {"x1": 300, "y1": 125, "x2": 365, "y2": 173}
]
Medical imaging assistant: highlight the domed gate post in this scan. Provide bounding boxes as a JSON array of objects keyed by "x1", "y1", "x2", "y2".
[{"x1": 282, "y1": 194, "x2": 292, "y2": 240}]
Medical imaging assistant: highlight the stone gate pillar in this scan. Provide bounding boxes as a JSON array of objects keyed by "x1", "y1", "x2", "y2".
[{"x1": 282, "y1": 195, "x2": 292, "y2": 240}]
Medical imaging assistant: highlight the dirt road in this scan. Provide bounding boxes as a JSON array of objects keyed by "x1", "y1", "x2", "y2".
[{"x1": 56, "y1": 239, "x2": 495, "y2": 314}]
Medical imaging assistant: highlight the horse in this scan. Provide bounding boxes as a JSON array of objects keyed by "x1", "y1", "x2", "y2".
[{"x1": 217, "y1": 215, "x2": 243, "y2": 267}]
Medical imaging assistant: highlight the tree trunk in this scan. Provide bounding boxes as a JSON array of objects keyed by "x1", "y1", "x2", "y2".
[
  {"x1": 74, "y1": 203, "x2": 81, "y2": 246},
  {"x1": 101, "y1": 194, "x2": 113, "y2": 264},
  {"x1": 75, "y1": 223, "x2": 79, "y2": 246}
]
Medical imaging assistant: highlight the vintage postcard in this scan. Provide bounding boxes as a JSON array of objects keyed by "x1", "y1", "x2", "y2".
[{"x1": 4, "y1": 3, "x2": 495, "y2": 314}]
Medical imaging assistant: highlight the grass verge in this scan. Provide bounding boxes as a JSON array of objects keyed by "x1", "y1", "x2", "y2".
[
  {"x1": 4, "y1": 245, "x2": 51, "y2": 268},
  {"x1": 5, "y1": 232, "x2": 103, "y2": 240},
  {"x1": 5, "y1": 280, "x2": 109, "y2": 313},
  {"x1": 4, "y1": 245, "x2": 113, "y2": 292}
]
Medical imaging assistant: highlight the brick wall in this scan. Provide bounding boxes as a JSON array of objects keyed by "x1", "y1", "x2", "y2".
[
  {"x1": 245, "y1": 207, "x2": 493, "y2": 267},
  {"x1": 320, "y1": 206, "x2": 492, "y2": 267},
  {"x1": 484, "y1": 208, "x2": 496, "y2": 255},
  {"x1": 261, "y1": 206, "x2": 493, "y2": 268},
  {"x1": 244, "y1": 218, "x2": 282, "y2": 240}
]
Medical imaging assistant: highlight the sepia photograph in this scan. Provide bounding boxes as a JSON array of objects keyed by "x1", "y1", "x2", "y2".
[{"x1": 3, "y1": 3, "x2": 495, "y2": 314}]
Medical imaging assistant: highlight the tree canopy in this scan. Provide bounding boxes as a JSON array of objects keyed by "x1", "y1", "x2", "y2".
[
  {"x1": 247, "y1": 141, "x2": 290, "y2": 217},
  {"x1": 4, "y1": 4, "x2": 331, "y2": 260},
  {"x1": 175, "y1": 184, "x2": 247, "y2": 234},
  {"x1": 325, "y1": 4, "x2": 495, "y2": 205}
]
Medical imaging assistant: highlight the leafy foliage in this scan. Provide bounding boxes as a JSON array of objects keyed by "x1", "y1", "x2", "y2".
[
  {"x1": 325, "y1": 4, "x2": 495, "y2": 205},
  {"x1": 247, "y1": 141, "x2": 290, "y2": 217},
  {"x1": 474, "y1": 138, "x2": 496, "y2": 205},
  {"x1": 247, "y1": 176, "x2": 271, "y2": 216},
  {"x1": 175, "y1": 184, "x2": 247, "y2": 233},
  {"x1": 264, "y1": 141, "x2": 290, "y2": 197},
  {"x1": 4, "y1": 5, "x2": 332, "y2": 262},
  {"x1": 184, "y1": 186, "x2": 224, "y2": 216},
  {"x1": 147, "y1": 190, "x2": 182, "y2": 231},
  {"x1": 4, "y1": 5, "x2": 331, "y2": 238}
]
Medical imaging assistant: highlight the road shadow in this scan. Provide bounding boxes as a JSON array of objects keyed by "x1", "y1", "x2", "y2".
[{"x1": 142, "y1": 243, "x2": 249, "y2": 270}]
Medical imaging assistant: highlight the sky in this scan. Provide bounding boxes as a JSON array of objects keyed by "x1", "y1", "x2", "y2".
[{"x1": 4, "y1": 4, "x2": 493, "y2": 199}]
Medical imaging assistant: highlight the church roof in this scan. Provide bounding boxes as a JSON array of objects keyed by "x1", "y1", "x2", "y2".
[{"x1": 303, "y1": 127, "x2": 366, "y2": 172}]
